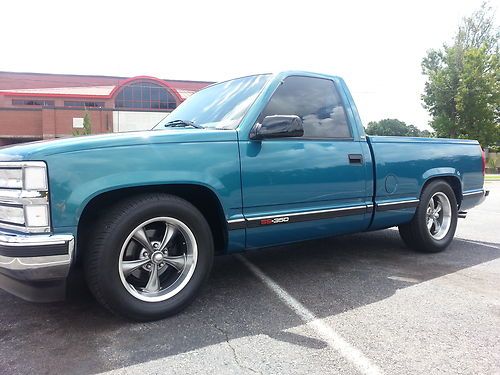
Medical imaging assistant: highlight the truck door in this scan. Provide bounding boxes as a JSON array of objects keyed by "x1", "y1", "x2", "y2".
[{"x1": 239, "y1": 76, "x2": 371, "y2": 248}]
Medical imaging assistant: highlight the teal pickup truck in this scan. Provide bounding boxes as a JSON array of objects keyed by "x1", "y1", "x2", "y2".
[{"x1": 0, "y1": 71, "x2": 488, "y2": 321}]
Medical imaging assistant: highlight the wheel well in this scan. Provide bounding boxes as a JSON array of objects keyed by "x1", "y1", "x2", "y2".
[
  {"x1": 77, "y1": 185, "x2": 228, "y2": 262},
  {"x1": 421, "y1": 176, "x2": 462, "y2": 206}
]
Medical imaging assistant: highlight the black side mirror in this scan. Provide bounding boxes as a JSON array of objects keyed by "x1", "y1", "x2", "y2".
[{"x1": 250, "y1": 115, "x2": 304, "y2": 140}]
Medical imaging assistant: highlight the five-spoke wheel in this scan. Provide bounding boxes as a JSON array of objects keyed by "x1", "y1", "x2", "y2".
[
  {"x1": 399, "y1": 180, "x2": 458, "y2": 253},
  {"x1": 118, "y1": 217, "x2": 198, "y2": 302},
  {"x1": 425, "y1": 192, "x2": 452, "y2": 241},
  {"x1": 84, "y1": 194, "x2": 213, "y2": 321}
]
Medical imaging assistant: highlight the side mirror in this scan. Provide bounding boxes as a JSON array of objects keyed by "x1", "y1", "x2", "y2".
[{"x1": 250, "y1": 115, "x2": 304, "y2": 140}]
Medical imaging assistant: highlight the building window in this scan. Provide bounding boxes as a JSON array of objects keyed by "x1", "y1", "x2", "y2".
[
  {"x1": 12, "y1": 99, "x2": 55, "y2": 107},
  {"x1": 64, "y1": 101, "x2": 105, "y2": 108},
  {"x1": 115, "y1": 82, "x2": 177, "y2": 110}
]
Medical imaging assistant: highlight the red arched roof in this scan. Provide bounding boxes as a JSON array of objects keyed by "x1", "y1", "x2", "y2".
[{"x1": 110, "y1": 76, "x2": 183, "y2": 102}]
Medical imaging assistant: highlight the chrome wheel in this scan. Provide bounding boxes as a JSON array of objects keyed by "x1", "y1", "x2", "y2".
[
  {"x1": 425, "y1": 192, "x2": 452, "y2": 241},
  {"x1": 118, "y1": 217, "x2": 198, "y2": 302}
]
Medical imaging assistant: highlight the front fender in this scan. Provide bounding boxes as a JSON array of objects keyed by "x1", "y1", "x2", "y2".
[
  {"x1": 72, "y1": 172, "x2": 226, "y2": 220},
  {"x1": 44, "y1": 142, "x2": 242, "y2": 229}
]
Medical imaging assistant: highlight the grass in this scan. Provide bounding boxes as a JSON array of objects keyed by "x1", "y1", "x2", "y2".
[{"x1": 485, "y1": 174, "x2": 500, "y2": 181}]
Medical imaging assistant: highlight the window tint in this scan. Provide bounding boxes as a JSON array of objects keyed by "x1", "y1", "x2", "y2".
[{"x1": 260, "y1": 76, "x2": 351, "y2": 138}]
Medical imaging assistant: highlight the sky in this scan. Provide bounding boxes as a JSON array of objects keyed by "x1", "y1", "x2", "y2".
[{"x1": 1, "y1": 0, "x2": 495, "y2": 130}]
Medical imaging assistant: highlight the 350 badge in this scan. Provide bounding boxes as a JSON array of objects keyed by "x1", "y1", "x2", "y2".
[{"x1": 260, "y1": 217, "x2": 290, "y2": 225}]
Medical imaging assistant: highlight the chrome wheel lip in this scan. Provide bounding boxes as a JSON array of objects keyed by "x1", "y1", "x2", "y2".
[
  {"x1": 118, "y1": 216, "x2": 198, "y2": 303},
  {"x1": 426, "y1": 192, "x2": 452, "y2": 241}
]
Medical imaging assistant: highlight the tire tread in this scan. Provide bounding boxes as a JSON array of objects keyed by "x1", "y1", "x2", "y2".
[
  {"x1": 83, "y1": 193, "x2": 212, "y2": 320},
  {"x1": 398, "y1": 180, "x2": 458, "y2": 253}
]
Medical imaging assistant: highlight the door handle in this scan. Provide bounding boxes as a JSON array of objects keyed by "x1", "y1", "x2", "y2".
[{"x1": 348, "y1": 154, "x2": 363, "y2": 164}]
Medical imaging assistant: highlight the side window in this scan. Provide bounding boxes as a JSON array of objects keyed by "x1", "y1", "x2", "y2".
[{"x1": 260, "y1": 76, "x2": 351, "y2": 138}]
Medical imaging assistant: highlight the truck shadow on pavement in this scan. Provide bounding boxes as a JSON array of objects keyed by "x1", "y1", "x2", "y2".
[{"x1": 0, "y1": 229, "x2": 498, "y2": 374}]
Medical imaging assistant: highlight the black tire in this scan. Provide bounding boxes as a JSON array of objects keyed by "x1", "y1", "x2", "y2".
[
  {"x1": 83, "y1": 193, "x2": 213, "y2": 321},
  {"x1": 398, "y1": 180, "x2": 458, "y2": 253}
]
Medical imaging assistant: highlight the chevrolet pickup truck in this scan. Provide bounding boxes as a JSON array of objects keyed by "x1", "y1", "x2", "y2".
[{"x1": 0, "y1": 71, "x2": 488, "y2": 321}]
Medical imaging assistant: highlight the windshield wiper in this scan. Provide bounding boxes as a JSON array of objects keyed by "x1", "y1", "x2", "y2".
[{"x1": 164, "y1": 120, "x2": 204, "y2": 129}]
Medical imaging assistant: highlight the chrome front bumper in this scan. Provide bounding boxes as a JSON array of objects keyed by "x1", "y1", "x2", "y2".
[{"x1": 0, "y1": 232, "x2": 74, "y2": 302}]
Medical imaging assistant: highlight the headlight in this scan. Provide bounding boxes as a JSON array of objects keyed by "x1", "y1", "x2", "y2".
[
  {"x1": 0, "y1": 161, "x2": 50, "y2": 233},
  {"x1": 0, "y1": 168, "x2": 23, "y2": 189},
  {"x1": 0, "y1": 205, "x2": 25, "y2": 225},
  {"x1": 25, "y1": 205, "x2": 50, "y2": 227},
  {"x1": 24, "y1": 165, "x2": 48, "y2": 190}
]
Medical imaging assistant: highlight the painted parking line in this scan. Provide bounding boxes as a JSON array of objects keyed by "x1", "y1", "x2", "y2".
[
  {"x1": 457, "y1": 238, "x2": 500, "y2": 250},
  {"x1": 236, "y1": 255, "x2": 383, "y2": 375},
  {"x1": 385, "y1": 228, "x2": 499, "y2": 250},
  {"x1": 387, "y1": 275, "x2": 420, "y2": 283}
]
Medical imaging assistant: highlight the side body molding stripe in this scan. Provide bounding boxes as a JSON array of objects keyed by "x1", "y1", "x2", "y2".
[
  {"x1": 226, "y1": 218, "x2": 246, "y2": 230},
  {"x1": 246, "y1": 206, "x2": 367, "y2": 228},
  {"x1": 227, "y1": 199, "x2": 420, "y2": 230},
  {"x1": 375, "y1": 199, "x2": 420, "y2": 212},
  {"x1": 462, "y1": 190, "x2": 485, "y2": 198}
]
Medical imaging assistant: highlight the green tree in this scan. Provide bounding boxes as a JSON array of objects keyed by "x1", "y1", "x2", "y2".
[
  {"x1": 73, "y1": 110, "x2": 92, "y2": 136},
  {"x1": 420, "y1": 129, "x2": 432, "y2": 138},
  {"x1": 365, "y1": 119, "x2": 431, "y2": 137},
  {"x1": 421, "y1": 1, "x2": 499, "y2": 147}
]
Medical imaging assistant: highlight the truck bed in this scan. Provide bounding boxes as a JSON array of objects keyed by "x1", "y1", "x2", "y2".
[{"x1": 367, "y1": 136, "x2": 484, "y2": 230}]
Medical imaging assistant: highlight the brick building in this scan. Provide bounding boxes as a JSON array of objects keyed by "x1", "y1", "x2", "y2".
[{"x1": 0, "y1": 71, "x2": 213, "y2": 146}]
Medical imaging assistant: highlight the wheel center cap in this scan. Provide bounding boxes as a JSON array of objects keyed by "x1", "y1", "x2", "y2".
[{"x1": 151, "y1": 251, "x2": 164, "y2": 264}]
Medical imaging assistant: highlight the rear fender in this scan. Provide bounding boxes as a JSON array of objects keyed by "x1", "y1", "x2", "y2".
[{"x1": 420, "y1": 167, "x2": 462, "y2": 203}]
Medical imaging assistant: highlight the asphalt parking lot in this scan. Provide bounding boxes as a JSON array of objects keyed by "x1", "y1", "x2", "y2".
[{"x1": 1, "y1": 182, "x2": 499, "y2": 375}]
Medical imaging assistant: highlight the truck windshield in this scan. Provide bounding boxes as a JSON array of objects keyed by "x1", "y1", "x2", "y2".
[{"x1": 154, "y1": 74, "x2": 270, "y2": 130}]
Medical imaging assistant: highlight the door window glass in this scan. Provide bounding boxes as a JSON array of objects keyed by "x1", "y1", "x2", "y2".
[{"x1": 260, "y1": 76, "x2": 351, "y2": 138}]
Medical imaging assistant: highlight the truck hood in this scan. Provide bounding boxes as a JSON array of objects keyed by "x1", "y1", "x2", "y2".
[{"x1": 0, "y1": 128, "x2": 238, "y2": 160}]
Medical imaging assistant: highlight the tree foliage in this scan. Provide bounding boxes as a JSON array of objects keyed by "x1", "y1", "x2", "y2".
[
  {"x1": 365, "y1": 118, "x2": 432, "y2": 137},
  {"x1": 73, "y1": 110, "x2": 92, "y2": 136},
  {"x1": 421, "y1": 1, "x2": 499, "y2": 147}
]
